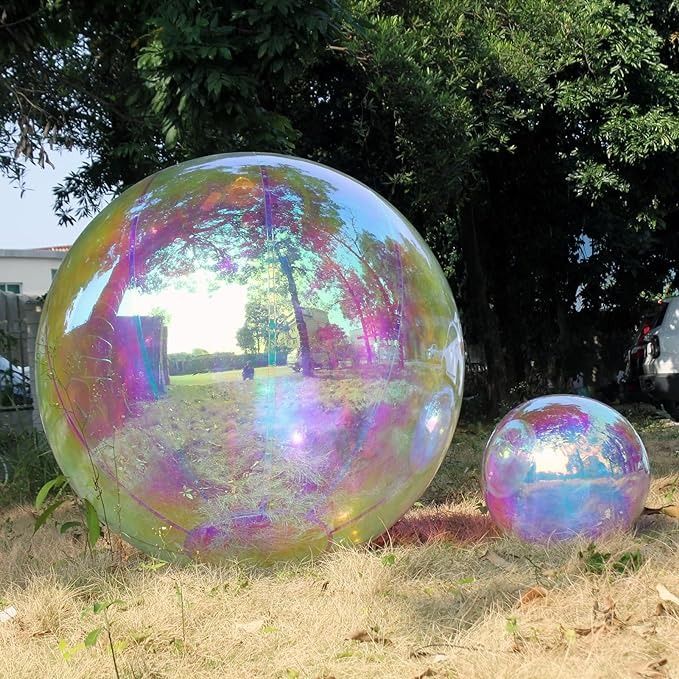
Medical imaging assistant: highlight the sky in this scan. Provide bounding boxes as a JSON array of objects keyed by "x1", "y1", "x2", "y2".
[{"x1": 0, "y1": 149, "x2": 92, "y2": 249}]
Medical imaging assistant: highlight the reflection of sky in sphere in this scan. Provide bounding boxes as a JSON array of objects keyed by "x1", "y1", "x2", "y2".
[
  {"x1": 483, "y1": 395, "x2": 650, "y2": 543},
  {"x1": 36, "y1": 153, "x2": 464, "y2": 563}
]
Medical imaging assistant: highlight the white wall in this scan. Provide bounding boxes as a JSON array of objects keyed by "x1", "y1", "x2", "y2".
[{"x1": 0, "y1": 250, "x2": 66, "y2": 296}]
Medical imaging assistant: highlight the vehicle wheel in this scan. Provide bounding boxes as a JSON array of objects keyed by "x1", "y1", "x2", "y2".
[{"x1": 662, "y1": 400, "x2": 679, "y2": 421}]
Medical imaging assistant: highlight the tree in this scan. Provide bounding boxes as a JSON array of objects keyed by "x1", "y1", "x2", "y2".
[
  {"x1": 0, "y1": 0, "x2": 347, "y2": 222},
  {"x1": 8, "y1": 0, "x2": 679, "y2": 411},
  {"x1": 235, "y1": 326, "x2": 257, "y2": 355},
  {"x1": 283, "y1": 0, "x2": 679, "y2": 410},
  {"x1": 315, "y1": 322, "x2": 348, "y2": 368}
]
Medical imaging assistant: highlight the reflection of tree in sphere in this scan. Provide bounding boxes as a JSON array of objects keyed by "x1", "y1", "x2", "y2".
[
  {"x1": 483, "y1": 419, "x2": 536, "y2": 499},
  {"x1": 482, "y1": 395, "x2": 650, "y2": 543},
  {"x1": 36, "y1": 154, "x2": 464, "y2": 562}
]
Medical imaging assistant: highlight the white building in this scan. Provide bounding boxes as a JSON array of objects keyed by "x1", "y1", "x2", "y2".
[{"x1": 0, "y1": 246, "x2": 68, "y2": 296}]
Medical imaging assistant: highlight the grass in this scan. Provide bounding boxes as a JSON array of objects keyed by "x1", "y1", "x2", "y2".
[
  {"x1": 0, "y1": 404, "x2": 678, "y2": 678},
  {"x1": 170, "y1": 365, "x2": 292, "y2": 385}
]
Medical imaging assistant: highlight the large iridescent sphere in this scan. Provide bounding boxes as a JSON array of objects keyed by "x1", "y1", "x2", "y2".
[
  {"x1": 482, "y1": 395, "x2": 650, "y2": 543},
  {"x1": 36, "y1": 153, "x2": 463, "y2": 562}
]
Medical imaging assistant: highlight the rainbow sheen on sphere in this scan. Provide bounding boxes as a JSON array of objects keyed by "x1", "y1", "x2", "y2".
[
  {"x1": 482, "y1": 395, "x2": 650, "y2": 543},
  {"x1": 36, "y1": 153, "x2": 463, "y2": 562}
]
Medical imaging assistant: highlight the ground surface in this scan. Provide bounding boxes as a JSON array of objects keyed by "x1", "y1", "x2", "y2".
[
  {"x1": 1, "y1": 404, "x2": 678, "y2": 679},
  {"x1": 170, "y1": 365, "x2": 293, "y2": 385}
]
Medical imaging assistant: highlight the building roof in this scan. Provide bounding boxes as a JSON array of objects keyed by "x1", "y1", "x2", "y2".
[{"x1": 0, "y1": 248, "x2": 68, "y2": 259}]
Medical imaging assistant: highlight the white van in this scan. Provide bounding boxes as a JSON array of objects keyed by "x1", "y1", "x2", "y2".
[{"x1": 640, "y1": 297, "x2": 679, "y2": 418}]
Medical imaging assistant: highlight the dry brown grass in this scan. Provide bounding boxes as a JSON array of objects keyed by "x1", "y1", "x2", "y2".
[{"x1": 1, "y1": 411, "x2": 678, "y2": 679}]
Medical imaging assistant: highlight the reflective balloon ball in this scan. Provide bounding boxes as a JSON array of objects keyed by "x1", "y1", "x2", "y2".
[
  {"x1": 36, "y1": 153, "x2": 464, "y2": 562},
  {"x1": 482, "y1": 395, "x2": 650, "y2": 543}
]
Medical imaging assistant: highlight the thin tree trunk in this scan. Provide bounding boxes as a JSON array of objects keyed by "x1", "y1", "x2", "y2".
[
  {"x1": 278, "y1": 253, "x2": 313, "y2": 377},
  {"x1": 458, "y1": 202, "x2": 508, "y2": 413}
]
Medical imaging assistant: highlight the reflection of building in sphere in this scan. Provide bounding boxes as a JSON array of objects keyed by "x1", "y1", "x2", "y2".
[
  {"x1": 482, "y1": 395, "x2": 650, "y2": 543},
  {"x1": 36, "y1": 153, "x2": 465, "y2": 563}
]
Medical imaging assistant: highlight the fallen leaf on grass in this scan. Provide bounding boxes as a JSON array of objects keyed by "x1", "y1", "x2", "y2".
[
  {"x1": 634, "y1": 658, "x2": 668, "y2": 678},
  {"x1": 519, "y1": 586, "x2": 548, "y2": 606},
  {"x1": 348, "y1": 629, "x2": 393, "y2": 645},
  {"x1": 628, "y1": 621, "x2": 657, "y2": 639},
  {"x1": 235, "y1": 619, "x2": 265, "y2": 634},
  {"x1": 0, "y1": 606, "x2": 17, "y2": 623},
  {"x1": 642, "y1": 505, "x2": 679, "y2": 519},
  {"x1": 409, "y1": 649, "x2": 447, "y2": 661},
  {"x1": 660, "y1": 505, "x2": 679, "y2": 519},
  {"x1": 413, "y1": 670, "x2": 436, "y2": 679},
  {"x1": 656, "y1": 584, "x2": 679, "y2": 606},
  {"x1": 481, "y1": 548, "x2": 514, "y2": 570},
  {"x1": 594, "y1": 594, "x2": 624, "y2": 627}
]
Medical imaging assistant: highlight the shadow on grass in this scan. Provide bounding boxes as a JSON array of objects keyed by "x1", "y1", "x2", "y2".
[{"x1": 376, "y1": 507, "x2": 500, "y2": 547}]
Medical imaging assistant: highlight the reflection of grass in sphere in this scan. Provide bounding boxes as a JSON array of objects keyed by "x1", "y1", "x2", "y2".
[{"x1": 93, "y1": 370, "x2": 425, "y2": 541}]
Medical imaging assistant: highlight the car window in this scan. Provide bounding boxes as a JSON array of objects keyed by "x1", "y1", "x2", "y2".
[{"x1": 654, "y1": 302, "x2": 669, "y2": 328}]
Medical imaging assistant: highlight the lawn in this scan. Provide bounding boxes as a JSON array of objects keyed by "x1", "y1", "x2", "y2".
[
  {"x1": 0, "y1": 404, "x2": 678, "y2": 678},
  {"x1": 170, "y1": 365, "x2": 293, "y2": 386}
]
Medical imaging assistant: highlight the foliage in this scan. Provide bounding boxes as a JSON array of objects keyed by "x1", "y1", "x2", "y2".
[
  {"x1": 0, "y1": 0, "x2": 347, "y2": 222},
  {"x1": 0, "y1": 430, "x2": 60, "y2": 507},
  {"x1": 2, "y1": 0, "x2": 679, "y2": 407},
  {"x1": 285, "y1": 0, "x2": 679, "y2": 408}
]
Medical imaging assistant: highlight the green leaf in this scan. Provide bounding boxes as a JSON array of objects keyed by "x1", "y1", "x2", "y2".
[
  {"x1": 92, "y1": 600, "x2": 124, "y2": 615},
  {"x1": 84, "y1": 627, "x2": 103, "y2": 647},
  {"x1": 35, "y1": 474, "x2": 66, "y2": 510},
  {"x1": 612, "y1": 550, "x2": 643, "y2": 574},
  {"x1": 33, "y1": 497, "x2": 68, "y2": 534},
  {"x1": 60, "y1": 521, "x2": 83, "y2": 534},
  {"x1": 457, "y1": 576, "x2": 475, "y2": 585},
  {"x1": 164, "y1": 125, "x2": 178, "y2": 147},
  {"x1": 82, "y1": 499, "x2": 101, "y2": 548},
  {"x1": 505, "y1": 617, "x2": 518, "y2": 635},
  {"x1": 137, "y1": 558, "x2": 169, "y2": 571},
  {"x1": 381, "y1": 553, "x2": 396, "y2": 566},
  {"x1": 579, "y1": 543, "x2": 611, "y2": 575}
]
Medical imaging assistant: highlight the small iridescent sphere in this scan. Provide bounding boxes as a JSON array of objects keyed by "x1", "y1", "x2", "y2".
[
  {"x1": 482, "y1": 395, "x2": 650, "y2": 543},
  {"x1": 36, "y1": 153, "x2": 464, "y2": 562}
]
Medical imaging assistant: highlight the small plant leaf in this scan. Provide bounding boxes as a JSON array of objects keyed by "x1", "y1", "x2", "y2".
[
  {"x1": 33, "y1": 497, "x2": 67, "y2": 534},
  {"x1": 137, "y1": 558, "x2": 169, "y2": 571},
  {"x1": 612, "y1": 550, "x2": 643, "y2": 573},
  {"x1": 82, "y1": 499, "x2": 101, "y2": 548},
  {"x1": 579, "y1": 543, "x2": 610, "y2": 574},
  {"x1": 84, "y1": 627, "x2": 103, "y2": 647},
  {"x1": 382, "y1": 553, "x2": 396, "y2": 566},
  {"x1": 35, "y1": 475, "x2": 66, "y2": 510},
  {"x1": 60, "y1": 521, "x2": 83, "y2": 534},
  {"x1": 92, "y1": 600, "x2": 124, "y2": 615}
]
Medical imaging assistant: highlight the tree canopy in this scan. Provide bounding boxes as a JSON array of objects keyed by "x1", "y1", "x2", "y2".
[{"x1": 2, "y1": 0, "x2": 678, "y2": 410}]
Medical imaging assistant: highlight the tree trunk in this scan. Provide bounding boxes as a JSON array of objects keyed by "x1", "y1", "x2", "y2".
[
  {"x1": 458, "y1": 201, "x2": 508, "y2": 413},
  {"x1": 278, "y1": 253, "x2": 313, "y2": 377}
]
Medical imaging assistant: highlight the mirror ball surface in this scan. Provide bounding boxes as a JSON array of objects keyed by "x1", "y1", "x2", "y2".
[
  {"x1": 483, "y1": 395, "x2": 650, "y2": 542},
  {"x1": 36, "y1": 153, "x2": 464, "y2": 562}
]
